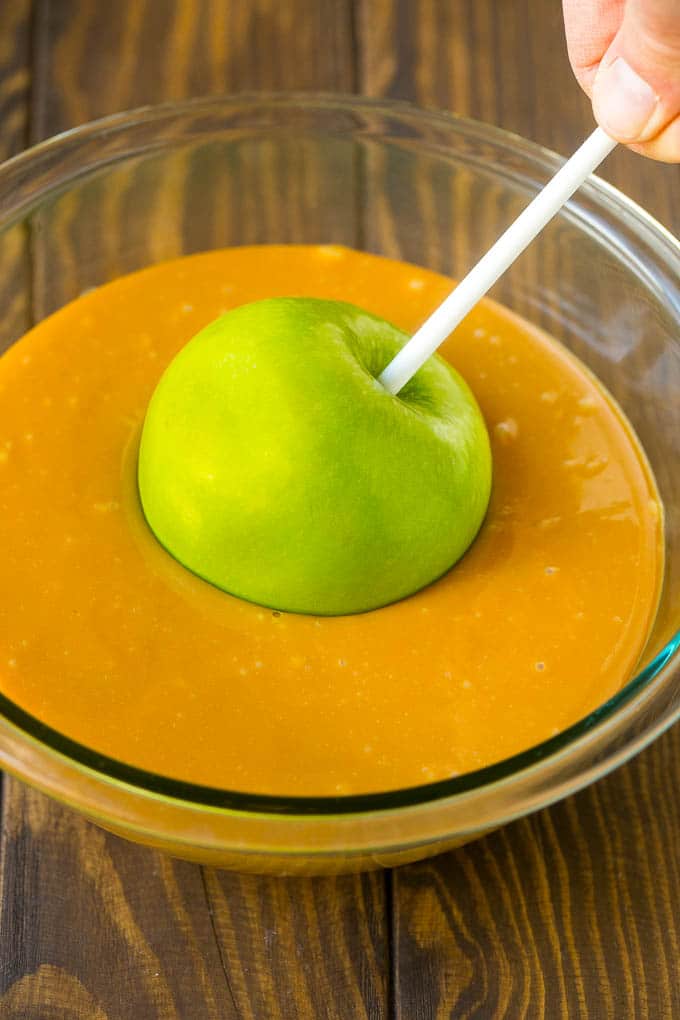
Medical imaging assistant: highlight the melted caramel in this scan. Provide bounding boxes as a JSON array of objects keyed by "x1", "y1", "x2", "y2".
[{"x1": 0, "y1": 246, "x2": 663, "y2": 794}]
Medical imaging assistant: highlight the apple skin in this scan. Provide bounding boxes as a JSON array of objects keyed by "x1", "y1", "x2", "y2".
[{"x1": 138, "y1": 298, "x2": 492, "y2": 615}]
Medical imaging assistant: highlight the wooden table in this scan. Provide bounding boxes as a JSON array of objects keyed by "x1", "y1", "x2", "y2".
[{"x1": 1, "y1": 3, "x2": 679, "y2": 1016}]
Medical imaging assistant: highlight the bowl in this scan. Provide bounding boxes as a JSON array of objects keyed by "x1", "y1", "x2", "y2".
[{"x1": 0, "y1": 94, "x2": 678, "y2": 874}]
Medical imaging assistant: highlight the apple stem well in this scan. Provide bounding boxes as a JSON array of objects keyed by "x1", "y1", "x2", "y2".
[{"x1": 378, "y1": 126, "x2": 617, "y2": 396}]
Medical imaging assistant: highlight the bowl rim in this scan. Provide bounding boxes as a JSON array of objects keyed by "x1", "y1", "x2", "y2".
[{"x1": 0, "y1": 90, "x2": 679, "y2": 819}]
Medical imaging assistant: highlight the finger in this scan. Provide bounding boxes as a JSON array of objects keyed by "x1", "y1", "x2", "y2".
[
  {"x1": 562, "y1": 0, "x2": 624, "y2": 92},
  {"x1": 592, "y1": 0, "x2": 680, "y2": 148}
]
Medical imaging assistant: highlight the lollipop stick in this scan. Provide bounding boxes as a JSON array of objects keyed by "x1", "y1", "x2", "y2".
[{"x1": 379, "y1": 126, "x2": 617, "y2": 395}]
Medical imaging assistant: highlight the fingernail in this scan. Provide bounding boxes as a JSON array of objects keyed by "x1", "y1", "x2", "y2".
[{"x1": 593, "y1": 57, "x2": 658, "y2": 141}]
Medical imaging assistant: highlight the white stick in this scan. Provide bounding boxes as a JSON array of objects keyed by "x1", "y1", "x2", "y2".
[{"x1": 378, "y1": 127, "x2": 617, "y2": 395}]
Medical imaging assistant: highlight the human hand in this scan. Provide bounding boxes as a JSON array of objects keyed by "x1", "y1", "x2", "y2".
[{"x1": 563, "y1": 0, "x2": 680, "y2": 161}]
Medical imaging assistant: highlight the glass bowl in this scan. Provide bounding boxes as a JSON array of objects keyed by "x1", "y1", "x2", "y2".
[{"x1": 0, "y1": 95, "x2": 678, "y2": 875}]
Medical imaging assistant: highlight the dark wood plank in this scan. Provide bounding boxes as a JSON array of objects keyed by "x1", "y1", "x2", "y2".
[
  {"x1": 390, "y1": 757, "x2": 680, "y2": 1019},
  {"x1": 32, "y1": 0, "x2": 356, "y2": 137},
  {"x1": 0, "y1": 783, "x2": 238, "y2": 1019},
  {"x1": 359, "y1": 1, "x2": 680, "y2": 1016},
  {"x1": 0, "y1": 3, "x2": 389, "y2": 1019},
  {"x1": 201, "y1": 869, "x2": 388, "y2": 1019},
  {"x1": 0, "y1": 1, "x2": 32, "y2": 353},
  {"x1": 0, "y1": 2, "x2": 31, "y2": 154}
]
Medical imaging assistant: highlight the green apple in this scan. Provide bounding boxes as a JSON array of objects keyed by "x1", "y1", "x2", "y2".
[{"x1": 138, "y1": 298, "x2": 492, "y2": 615}]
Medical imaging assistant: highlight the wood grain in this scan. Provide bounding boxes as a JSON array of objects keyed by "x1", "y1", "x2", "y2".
[
  {"x1": 391, "y1": 760, "x2": 680, "y2": 1019},
  {"x1": 32, "y1": 0, "x2": 356, "y2": 137},
  {"x1": 1, "y1": 783, "x2": 238, "y2": 1019},
  {"x1": 0, "y1": 2, "x2": 32, "y2": 356},
  {"x1": 201, "y1": 869, "x2": 388, "y2": 1018},
  {"x1": 0, "y1": 3, "x2": 30, "y2": 154},
  {"x1": 360, "y1": 2, "x2": 680, "y2": 1016}
]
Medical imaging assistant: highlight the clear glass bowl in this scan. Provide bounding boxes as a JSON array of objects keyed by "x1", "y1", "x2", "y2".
[{"x1": 0, "y1": 95, "x2": 678, "y2": 874}]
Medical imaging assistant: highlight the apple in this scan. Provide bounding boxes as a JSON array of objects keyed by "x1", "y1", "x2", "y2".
[{"x1": 138, "y1": 298, "x2": 492, "y2": 615}]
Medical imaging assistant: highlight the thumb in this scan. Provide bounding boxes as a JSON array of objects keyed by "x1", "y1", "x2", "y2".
[{"x1": 592, "y1": 0, "x2": 680, "y2": 160}]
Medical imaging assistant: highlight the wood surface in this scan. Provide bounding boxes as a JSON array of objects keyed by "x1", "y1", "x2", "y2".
[{"x1": 0, "y1": 2, "x2": 679, "y2": 1017}]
